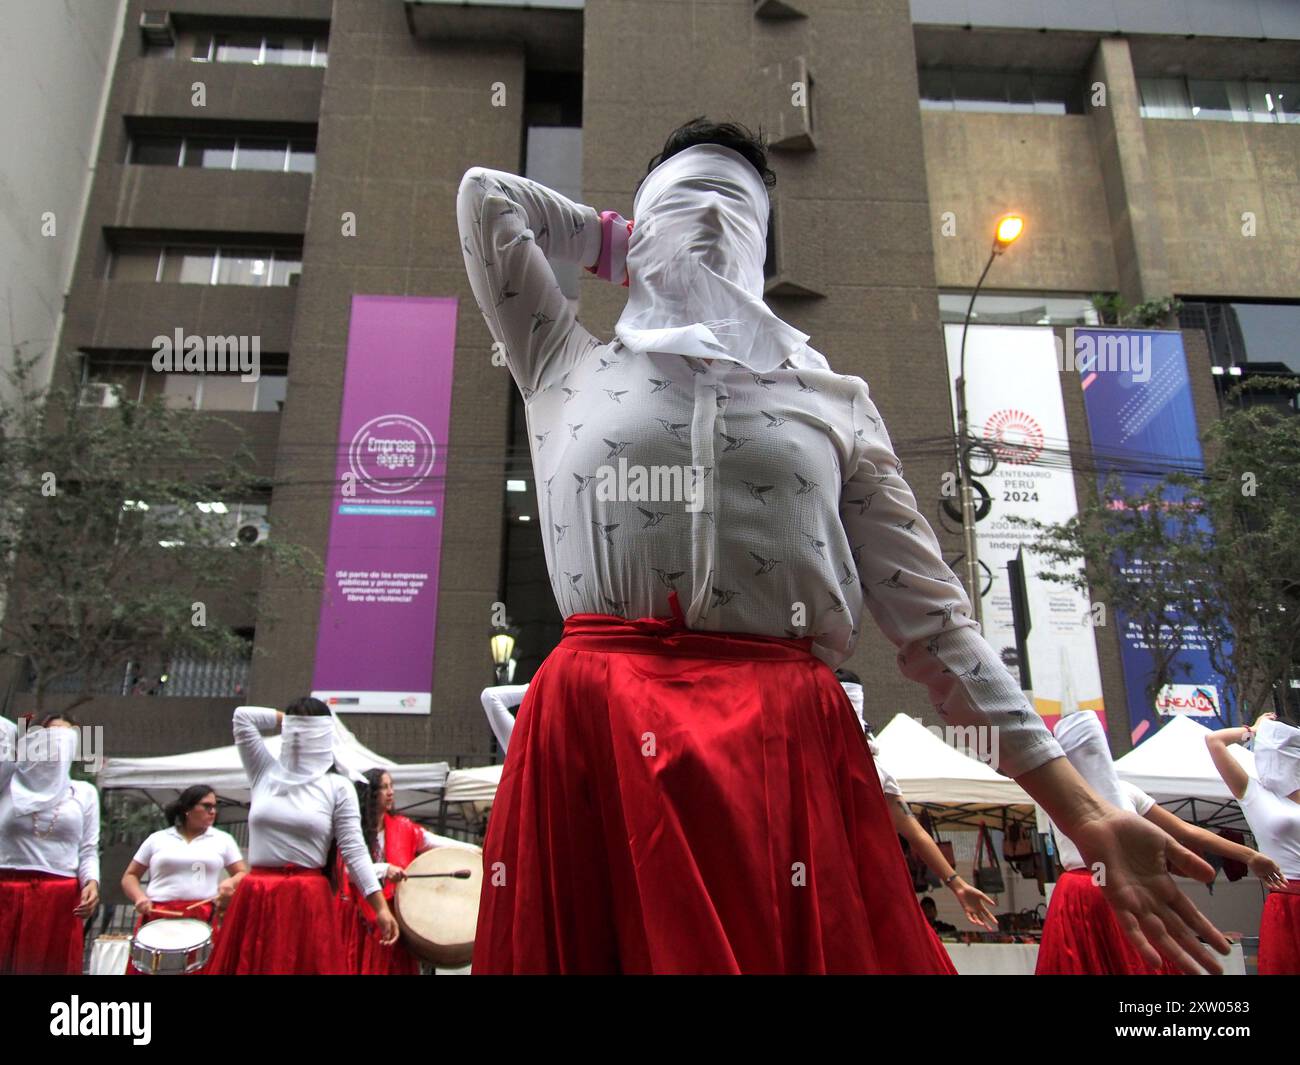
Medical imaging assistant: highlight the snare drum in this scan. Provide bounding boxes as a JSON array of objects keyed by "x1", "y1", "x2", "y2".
[
  {"x1": 129, "y1": 917, "x2": 213, "y2": 975},
  {"x1": 394, "y1": 848, "x2": 483, "y2": 968}
]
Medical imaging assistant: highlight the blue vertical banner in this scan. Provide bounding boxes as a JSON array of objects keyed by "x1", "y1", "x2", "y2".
[{"x1": 1073, "y1": 328, "x2": 1231, "y2": 744}]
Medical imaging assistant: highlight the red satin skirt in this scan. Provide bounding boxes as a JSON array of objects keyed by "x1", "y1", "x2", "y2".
[
  {"x1": 0, "y1": 870, "x2": 84, "y2": 975},
  {"x1": 1258, "y1": 882, "x2": 1300, "y2": 975},
  {"x1": 337, "y1": 889, "x2": 420, "y2": 975},
  {"x1": 1037, "y1": 868, "x2": 1180, "y2": 975},
  {"x1": 206, "y1": 867, "x2": 345, "y2": 975},
  {"x1": 125, "y1": 899, "x2": 218, "y2": 975},
  {"x1": 473, "y1": 593, "x2": 957, "y2": 975}
]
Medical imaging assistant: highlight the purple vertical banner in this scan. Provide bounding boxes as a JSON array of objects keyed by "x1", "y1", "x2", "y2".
[
  {"x1": 310, "y1": 295, "x2": 457, "y2": 714},
  {"x1": 1073, "y1": 328, "x2": 1231, "y2": 745}
]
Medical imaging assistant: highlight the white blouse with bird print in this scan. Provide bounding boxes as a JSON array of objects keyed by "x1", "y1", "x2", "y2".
[{"x1": 455, "y1": 166, "x2": 1064, "y2": 779}]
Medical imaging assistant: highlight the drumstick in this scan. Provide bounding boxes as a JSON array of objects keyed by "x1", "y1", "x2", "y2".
[
  {"x1": 185, "y1": 897, "x2": 218, "y2": 910},
  {"x1": 148, "y1": 907, "x2": 189, "y2": 918},
  {"x1": 402, "y1": 870, "x2": 474, "y2": 879}
]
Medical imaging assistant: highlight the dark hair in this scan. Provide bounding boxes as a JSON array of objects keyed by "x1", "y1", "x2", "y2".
[
  {"x1": 37, "y1": 712, "x2": 79, "y2": 728},
  {"x1": 637, "y1": 116, "x2": 776, "y2": 198},
  {"x1": 834, "y1": 668, "x2": 862, "y2": 686},
  {"x1": 920, "y1": 896, "x2": 938, "y2": 913},
  {"x1": 165, "y1": 784, "x2": 217, "y2": 828},
  {"x1": 284, "y1": 696, "x2": 331, "y2": 717},
  {"x1": 357, "y1": 768, "x2": 391, "y2": 860}
]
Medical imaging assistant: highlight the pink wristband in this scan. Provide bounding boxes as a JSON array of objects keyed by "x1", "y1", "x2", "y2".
[{"x1": 585, "y1": 209, "x2": 633, "y2": 287}]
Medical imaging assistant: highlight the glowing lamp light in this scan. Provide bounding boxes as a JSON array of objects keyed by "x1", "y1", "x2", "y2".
[{"x1": 993, "y1": 214, "x2": 1025, "y2": 251}]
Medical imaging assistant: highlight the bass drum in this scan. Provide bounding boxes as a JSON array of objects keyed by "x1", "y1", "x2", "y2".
[{"x1": 394, "y1": 847, "x2": 484, "y2": 969}]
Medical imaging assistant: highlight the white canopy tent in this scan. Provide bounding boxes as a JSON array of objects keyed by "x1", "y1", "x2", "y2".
[
  {"x1": 873, "y1": 713, "x2": 1033, "y2": 827},
  {"x1": 99, "y1": 713, "x2": 452, "y2": 820},
  {"x1": 1113, "y1": 714, "x2": 1255, "y2": 831}
]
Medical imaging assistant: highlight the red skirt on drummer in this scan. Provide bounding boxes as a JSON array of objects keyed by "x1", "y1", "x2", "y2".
[
  {"x1": 1258, "y1": 882, "x2": 1300, "y2": 975},
  {"x1": 1037, "y1": 868, "x2": 1180, "y2": 975},
  {"x1": 473, "y1": 593, "x2": 956, "y2": 975},
  {"x1": 0, "y1": 871, "x2": 84, "y2": 975},
  {"x1": 206, "y1": 867, "x2": 346, "y2": 975}
]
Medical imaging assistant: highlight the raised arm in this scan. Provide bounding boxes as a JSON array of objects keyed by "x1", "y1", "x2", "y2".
[
  {"x1": 481, "y1": 684, "x2": 528, "y2": 756},
  {"x1": 231, "y1": 706, "x2": 281, "y2": 786},
  {"x1": 456, "y1": 166, "x2": 605, "y2": 397},
  {"x1": 1205, "y1": 726, "x2": 1252, "y2": 800}
]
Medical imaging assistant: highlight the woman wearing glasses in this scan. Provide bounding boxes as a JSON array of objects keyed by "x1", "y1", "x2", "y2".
[{"x1": 121, "y1": 784, "x2": 247, "y2": 973}]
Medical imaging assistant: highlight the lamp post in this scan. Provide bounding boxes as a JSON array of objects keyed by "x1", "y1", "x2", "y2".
[
  {"x1": 489, "y1": 630, "x2": 516, "y2": 686},
  {"x1": 954, "y1": 214, "x2": 1025, "y2": 627}
]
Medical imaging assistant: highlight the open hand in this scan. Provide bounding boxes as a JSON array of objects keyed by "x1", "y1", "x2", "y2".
[
  {"x1": 950, "y1": 879, "x2": 998, "y2": 930},
  {"x1": 1071, "y1": 809, "x2": 1230, "y2": 974}
]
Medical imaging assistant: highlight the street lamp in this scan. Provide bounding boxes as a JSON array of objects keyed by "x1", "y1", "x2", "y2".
[
  {"x1": 954, "y1": 213, "x2": 1025, "y2": 627},
  {"x1": 489, "y1": 630, "x2": 516, "y2": 686}
]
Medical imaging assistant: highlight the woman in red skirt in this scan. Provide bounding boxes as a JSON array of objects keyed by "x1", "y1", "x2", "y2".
[
  {"x1": 0, "y1": 713, "x2": 100, "y2": 975},
  {"x1": 336, "y1": 768, "x2": 444, "y2": 975},
  {"x1": 1039, "y1": 711, "x2": 1284, "y2": 975},
  {"x1": 206, "y1": 698, "x2": 398, "y2": 974},
  {"x1": 1207, "y1": 714, "x2": 1300, "y2": 974},
  {"x1": 121, "y1": 784, "x2": 247, "y2": 974},
  {"x1": 458, "y1": 117, "x2": 1230, "y2": 974}
]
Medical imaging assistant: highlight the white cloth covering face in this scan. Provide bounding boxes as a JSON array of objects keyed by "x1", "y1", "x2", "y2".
[
  {"x1": 617, "y1": 143, "x2": 823, "y2": 374},
  {"x1": 455, "y1": 163, "x2": 1065, "y2": 780},
  {"x1": 9, "y1": 725, "x2": 78, "y2": 815},
  {"x1": 0, "y1": 716, "x2": 100, "y2": 884},
  {"x1": 268, "y1": 714, "x2": 343, "y2": 795},
  {"x1": 1253, "y1": 718, "x2": 1300, "y2": 799}
]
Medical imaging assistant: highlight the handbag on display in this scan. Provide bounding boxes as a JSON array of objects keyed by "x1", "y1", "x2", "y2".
[
  {"x1": 973, "y1": 821, "x2": 1005, "y2": 895},
  {"x1": 920, "y1": 809, "x2": 958, "y2": 870}
]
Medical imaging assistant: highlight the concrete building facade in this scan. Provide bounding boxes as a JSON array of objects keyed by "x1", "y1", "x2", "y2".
[{"x1": 6, "y1": 0, "x2": 1298, "y2": 765}]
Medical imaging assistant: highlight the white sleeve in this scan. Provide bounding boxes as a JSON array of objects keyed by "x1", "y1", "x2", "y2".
[
  {"x1": 838, "y1": 380, "x2": 1065, "y2": 780},
  {"x1": 332, "y1": 778, "x2": 380, "y2": 899},
  {"x1": 77, "y1": 784, "x2": 101, "y2": 886},
  {"x1": 1122, "y1": 780, "x2": 1156, "y2": 817},
  {"x1": 232, "y1": 706, "x2": 280, "y2": 785},
  {"x1": 877, "y1": 765, "x2": 904, "y2": 798},
  {"x1": 420, "y1": 829, "x2": 439, "y2": 852},
  {"x1": 131, "y1": 832, "x2": 157, "y2": 869},
  {"x1": 481, "y1": 685, "x2": 528, "y2": 755},
  {"x1": 0, "y1": 716, "x2": 17, "y2": 793},
  {"x1": 456, "y1": 167, "x2": 603, "y2": 396}
]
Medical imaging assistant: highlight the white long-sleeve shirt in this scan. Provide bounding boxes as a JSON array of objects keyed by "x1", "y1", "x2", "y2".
[
  {"x1": 0, "y1": 717, "x2": 100, "y2": 884},
  {"x1": 481, "y1": 685, "x2": 528, "y2": 755},
  {"x1": 233, "y1": 708, "x2": 380, "y2": 898},
  {"x1": 456, "y1": 166, "x2": 1064, "y2": 780},
  {"x1": 1237, "y1": 779, "x2": 1300, "y2": 880}
]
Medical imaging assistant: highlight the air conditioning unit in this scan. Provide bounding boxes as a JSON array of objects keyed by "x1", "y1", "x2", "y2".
[
  {"x1": 234, "y1": 520, "x2": 270, "y2": 546},
  {"x1": 79, "y1": 382, "x2": 121, "y2": 408},
  {"x1": 139, "y1": 11, "x2": 175, "y2": 46}
]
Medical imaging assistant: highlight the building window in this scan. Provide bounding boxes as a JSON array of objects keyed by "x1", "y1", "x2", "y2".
[
  {"x1": 919, "y1": 68, "x2": 1086, "y2": 115},
  {"x1": 938, "y1": 291, "x2": 1100, "y2": 327},
  {"x1": 131, "y1": 133, "x2": 316, "y2": 173},
  {"x1": 80, "y1": 353, "x2": 289, "y2": 412},
  {"x1": 109, "y1": 246, "x2": 303, "y2": 287},
  {"x1": 1179, "y1": 300, "x2": 1300, "y2": 376},
  {"x1": 1139, "y1": 77, "x2": 1300, "y2": 123},
  {"x1": 190, "y1": 31, "x2": 327, "y2": 67}
]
